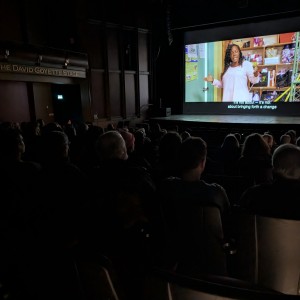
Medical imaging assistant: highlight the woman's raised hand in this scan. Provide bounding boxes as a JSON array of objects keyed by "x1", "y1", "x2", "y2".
[{"x1": 204, "y1": 74, "x2": 214, "y2": 83}]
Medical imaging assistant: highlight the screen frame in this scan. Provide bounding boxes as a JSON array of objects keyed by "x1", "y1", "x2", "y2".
[{"x1": 182, "y1": 13, "x2": 300, "y2": 116}]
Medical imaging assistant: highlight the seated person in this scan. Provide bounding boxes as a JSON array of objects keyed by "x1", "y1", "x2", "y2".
[
  {"x1": 238, "y1": 143, "x2": 300, "y2": 219},
  {"x1": 157, "y1": 136, "x2": 231, "y2": 276},
  {"x1": 238, "y1": 133, "x2": 273, "y2": 185},
  {"x1": 88, "y1": 130, "x2": 161, "y2": 300}
]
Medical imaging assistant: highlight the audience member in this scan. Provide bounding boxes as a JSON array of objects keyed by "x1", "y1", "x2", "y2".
[
  {"x1": 21, "y1": 121, "x2": 43, "y2": 161},
  {"x1": 1, "y1": 129, "x2": 88, "y2": 300},
  {"x1": 180, "y1": 130, "x2": 191, "y2": 142},
  {"x1": 262, "y1": 132, "x2": 276, "y2": 153},
  {"x1": 153, "y1": 131, "x2": 182, "y2": 183},
  {"x1": 36, "y1": 130, "x2": 88, "y2": 249},
  {"x1": 149, "y1": 122, "x2": 166, "y2": 148},
  {"x1": 0, "y1": 126, "x2": 42, "y2": 204},
  {"x1": 157, "y1": 136, "x2": 231, "y2": 277},
  {"x1": 238, "y1": 133, "x2": 273, "y2": 185},
  {"x1": 0, "y1": 125, "x2": 42, "y2": 235},
  {"x1": 118, "y1": 128, "x2": 135, "y2": 154},
  {"x1": 234, "y1": 132, "x2": 242, "y2": 144},
  {"x1": 128, "y1": 128, "x2": 155, "y2": 172},
  {"x1": 88, "y1": 130, "x2": 162, "y2": 300},
  {"x1": 238, "y1": 143, "x2": 300, "y2": 219},
  {"x1": 73, "y1": 124, "x2": 104, "y2": 173},
  {"x1": 217, "y1": 133, "x2": 241, "y2": 175},
  {"x1": 285, "y1": 129, "x2": 297, "y2": 144},
  {"x1": 279, "y1": 133, "x2": 291, "y2": 145}
]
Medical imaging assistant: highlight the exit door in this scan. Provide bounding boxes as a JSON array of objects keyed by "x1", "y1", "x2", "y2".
[{"x1": 51, "y1": 84, "x2": 83, "y2": 124}]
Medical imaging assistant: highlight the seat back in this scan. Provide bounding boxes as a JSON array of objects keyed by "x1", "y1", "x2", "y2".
[
  {"x1": 234, "y1": 214, "x2": 300, "y2": 295},
  {"x1": 202, "y1": 174, "x2": 253, "y2": 206},
  {"x1": 143, "y1": 267, "x2": 297, "y2": 300},
  {"x1": 75, "y1": 253, "x2": 124, "y2": 300},
  {"x1": 163, "y1": 203, "x2": 227, "y2": 276}
]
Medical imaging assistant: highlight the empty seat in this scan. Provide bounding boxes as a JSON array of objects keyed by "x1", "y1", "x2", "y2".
[
  {"x1": 143, "y1": 267, "x2": 296, "y2": 300},
  {"x1": 233, "y1": 214, "x2": 300, "y2": 295},
  {"x1": 74, "y1": 252, "x2": 125, "y2": 300},
  {"x1": 162, "y1": 204, "x2": 228, "y2": 276}
]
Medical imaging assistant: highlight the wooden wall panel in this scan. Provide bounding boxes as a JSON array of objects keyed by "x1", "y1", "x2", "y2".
[
  {"x1": 90, "y1": 71, "x2": 106, "y2": 119},
  {"x1": 107, "y1": 28, "x2": 120, "y2": 70},
  {"x1": 33, "y1": 83, "x2": 54, "y2": 124},
  {"x1": 125, "y1": 73, "x2": 136, "y2": 118},
  {"x1": 139, "y1": 74, "x2": 149, "y2": 108},
  {"x1": 0, "y1": 1, "x2": 153, "y2": 124},
  {"x1": 82, "y1": 23, "x2": 105, "y2": 69},
  {"x1": 0, "y1": 0, "x2": 22, "y2": 42},
  {"x1": 0, "y1": 81, "x2": 30, "y2": 123},
  {"x1": 109, "y1": 73, "x2": 121, "y2": 117},
  {"x1": 138, "y1": 32, "x2": 148, "y2": 72}
]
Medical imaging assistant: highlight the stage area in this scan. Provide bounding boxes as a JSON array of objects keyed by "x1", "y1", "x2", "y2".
[
  {"x1": 149, "y1": 114, "x2": 300, "y2": 146},
  {"x1": 150, "y1": 114, "x2": 300, "y2": 126}
]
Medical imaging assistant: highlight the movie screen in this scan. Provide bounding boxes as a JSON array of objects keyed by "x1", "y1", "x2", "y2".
[{"x1": 183, "y1": 15, "x2": 300, "y2": 116}]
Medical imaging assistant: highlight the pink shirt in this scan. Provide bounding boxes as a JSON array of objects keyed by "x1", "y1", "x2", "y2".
[{"x1": 212, "y1": 60, "x2": 260, "y2": 102}]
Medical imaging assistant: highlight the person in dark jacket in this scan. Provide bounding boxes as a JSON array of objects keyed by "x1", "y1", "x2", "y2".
[
  {"x1": 157, "y1": 136, "x2": 231, "y2": 277},
  {"x1": 238, "y1": 143, "x2": 300, "y2": 220}
]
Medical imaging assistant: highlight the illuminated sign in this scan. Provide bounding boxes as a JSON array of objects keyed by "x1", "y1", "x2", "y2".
[{"x1": 0, "y1": 63, "x2": 86, "y2": 78}]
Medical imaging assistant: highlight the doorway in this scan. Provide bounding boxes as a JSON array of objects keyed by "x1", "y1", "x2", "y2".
[{"x1": 51, "y1": 84, "x2": 83, "y2": 124}]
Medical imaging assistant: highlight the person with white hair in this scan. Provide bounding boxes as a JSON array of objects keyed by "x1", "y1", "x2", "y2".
[
  {"x1": 95, "y1": 130, "x2": 128, "y2": 161},
  {"x1": 88, "y1": 130, "x2": 162, "y2": 300},
  {"x1": 238, "y1": 143, "x2": 300, "y2": 219}
]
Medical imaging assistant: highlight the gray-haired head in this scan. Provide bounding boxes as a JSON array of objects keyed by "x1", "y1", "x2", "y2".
[
  {"x1": 272, "y1": 143, "x2": 300, "y2": 180},
  {"x1": 95, "y1": 130, "x2": 128, "y2": 161}
]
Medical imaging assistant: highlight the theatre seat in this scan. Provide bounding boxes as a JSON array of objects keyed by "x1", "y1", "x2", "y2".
[
  {"x1": 233, "y1": 214, "x2": 300, "y2": 295},
  {"x1": 74, "y1": 252, "x2": 125, "y2": 300},
  {"x1": 142, "y1": 267, "x2": 296, "y2": 300},
  {"x1": 202, "y1": 174, "x2": 254, "y2": 206},
  {"x1": 161, "y1": 204, "x2": 228, "y2": 276}
]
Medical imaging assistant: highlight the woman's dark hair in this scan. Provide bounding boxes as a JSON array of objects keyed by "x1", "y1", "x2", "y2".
[
  {"x1": 178, "y1": 136, "x2": 207, "y2": 171},
  {"x1": 222, "y1": 43, "x2": 244, "y2": 79},
  {"x1": 241, "y1": 132, "x2": 270, "y2": 158}
]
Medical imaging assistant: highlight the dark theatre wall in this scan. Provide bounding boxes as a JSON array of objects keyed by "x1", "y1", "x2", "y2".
[
  {"x1": 0, "y1": 81, "x2": 30, "y2": 122},
  {"x1": 0, "y1": 0, "x2": 300, "y2": 124},
  {"x1": 0, "y1": 0, "x2": 154, "y2": 125}
]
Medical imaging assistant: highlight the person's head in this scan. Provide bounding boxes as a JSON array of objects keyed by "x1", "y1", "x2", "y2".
[
  {"x1": 223, "y1": 44, "x2": 243, "y2": 76},
  {"x1": 0, "y1": 127, "x2": 25, "y2": 161},
  {"x1": 36, "y1": 118, "x2": 45, "y2": 129},
  {"x1": 158, "y1": 131, "x2": 182, "y2": 162},
  {"x1": 41, "y1": 122, "x2": 63, "y2": 135},
  {"x1": 180, "y1": 130, "x2": 191, "y2": 142},
  {"x1": 134, "y1": 129, "x2": 146, "y2": 149},
  {"x1": 272, "y1": 143, "x2": 300, "y2": 180},
  {"x1": 178, "y1": 136, "x2": 207, "y2": 174},
  {"x1": 262, "y1": 133, "x2": 274, "y2": 150},
  {"x1": 234, "y1": 132, "x2": 242, "y2": 143},
  {"x1": 279, "y1": 134, "x2": 291, "y2": 145},
  {"x1": 119, "y1": 129, "x2": 135, "y2": 153},
  {"x1": 241, "y1": 132, "x2": 271, "y2": 158},
  {"x1": 40, "y1": 130, "x2": 70, "y2": 163},
  {"x1": 285, "y1": 129, "x2": 297, "y2": 144},
  {"x1": 221, "y1": 133, "x2": 240, "y2": 150},
  {"x1": 95, "y1": 130, "x2": 128, "y2": 161}
]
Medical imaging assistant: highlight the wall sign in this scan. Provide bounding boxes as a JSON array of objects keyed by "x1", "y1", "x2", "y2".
[{"x1": 0, "y1": 63, "x2": 86, "y2": 78}]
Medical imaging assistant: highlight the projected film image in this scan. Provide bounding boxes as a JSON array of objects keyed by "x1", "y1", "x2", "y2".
[{"x1": 185, "y1": 32, "x2": 300, "y2": 105}]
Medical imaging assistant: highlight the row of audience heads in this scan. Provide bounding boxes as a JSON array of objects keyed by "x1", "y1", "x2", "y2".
[
  {"x1": 1, "y1": 120, "x2": 300, "y2": 181},
  {"x1": 97, "y1": 129, "x2": 300, "y2": 182}
]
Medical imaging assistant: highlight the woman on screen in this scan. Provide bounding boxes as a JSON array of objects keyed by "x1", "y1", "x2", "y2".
[{"x1": 204, "y1": 44, "x2": 259, "y2": 102}]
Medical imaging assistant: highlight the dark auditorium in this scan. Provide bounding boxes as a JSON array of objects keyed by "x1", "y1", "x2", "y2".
[{"x1": 1, "y1": 0, "x2": 300, "y2": 299}]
